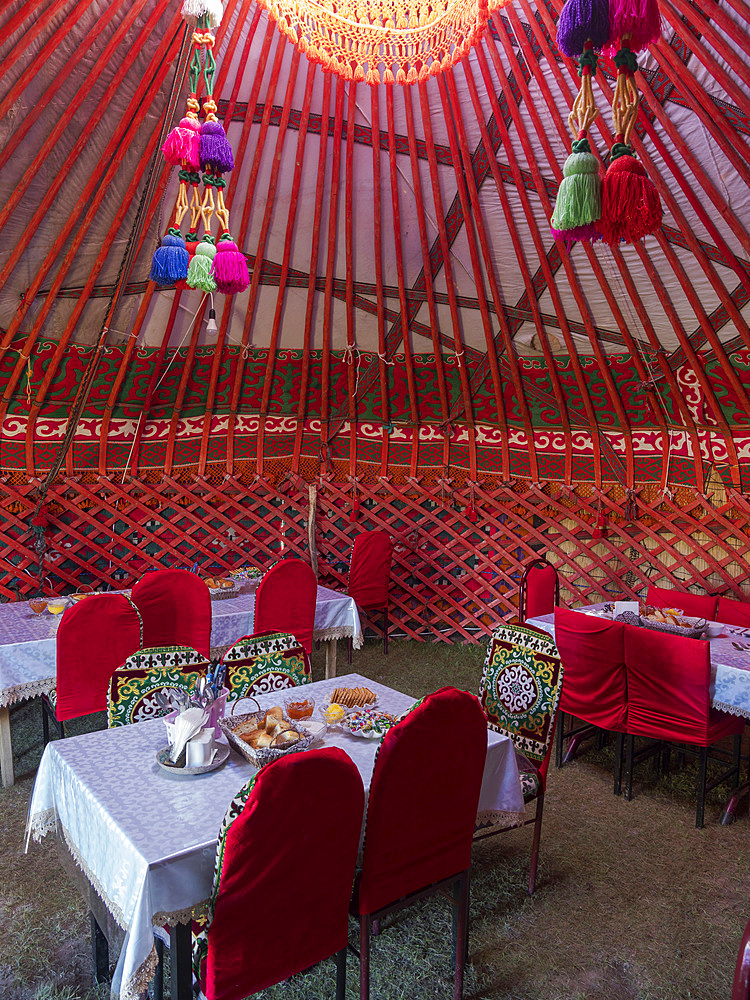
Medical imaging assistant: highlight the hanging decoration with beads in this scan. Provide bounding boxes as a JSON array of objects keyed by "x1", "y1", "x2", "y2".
[
  {"x1": 552, "y1": 0, "x2": 663, "y2": 248},
  {"x1": 150, "y1": 1, "x2": 249, "y2": 295}
]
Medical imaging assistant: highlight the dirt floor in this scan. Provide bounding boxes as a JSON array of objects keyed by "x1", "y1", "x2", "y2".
[{"x1": 1, "y1": 638, "x2": 749, "y2": 1000}]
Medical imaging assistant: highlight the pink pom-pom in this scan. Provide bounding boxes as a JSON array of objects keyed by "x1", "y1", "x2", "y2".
[
  {"x1": 162, "y1": 117, "x2": 201, "y2": 168},
  {"x1": 211, "y1": 238, "x2": 249, "y2": 294}
]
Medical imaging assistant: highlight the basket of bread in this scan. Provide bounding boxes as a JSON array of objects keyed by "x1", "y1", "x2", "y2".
[
  {"x1": 203, "y1": 576, "x2": 240, "y2": 600},
  {"x1": 220, "y1": 699, "x2": 320, "y2": 766},
  {"x1": 616, "y1": 605, "x2": 706, "y2": 639}
]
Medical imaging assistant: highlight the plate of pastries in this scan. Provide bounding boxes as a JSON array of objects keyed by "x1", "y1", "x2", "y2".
[
  {"x1": 203, "y1": 576, "x2": 240, "y2": 600},
  {"x1": 221, "y1": 704, "x2": 319, "y2": 764}
]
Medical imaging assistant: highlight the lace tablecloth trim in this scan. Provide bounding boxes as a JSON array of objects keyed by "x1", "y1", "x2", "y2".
[
  {"x1": 122, "y1": 942, "x2": 158, "y2": 1000},
  {"x1": 474, "y1": 809, "x2": 526, "y2": 833},
  {"x1": 314, "y1": 626, "x2": 363, "y2": 649},
  {"x1": 58, "y1": 822, "x2": 129, "y2": 930},
  {"x1": 152, "y1": 899, "x2": 209, "y2": 927},
  {"x1": 712, "y1": 700, "x2": 750, "y2": 720},
  {"x1": 0, "y1": 677, "x2": 56, "y2": 709},
  {"x1": 27, "y1": 807, "x2": 57, "y2": 843}
]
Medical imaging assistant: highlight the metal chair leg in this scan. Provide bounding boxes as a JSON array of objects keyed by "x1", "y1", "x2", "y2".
[
  {"x1": 335, "y1": 945, "x2": 347, "y2": 1000},
  {"x1": 359, "y1": 914, "x2": 370, "y2": 1000},
  {"x1": 624, "y1": 735, "x2": 634, "y2": 801},
  {"x1": 169, "y1": 922, "x2": 192, "y2": 1000},
  {"x1": 383, "y1": 607, "x2": 388, "y2": 655},
  {"x1": 614, "y1": 732, "x2": 624, "y2": 796},
  {"x1": 528, "y1": 793, "x2": 545, "y2": 895},
  {"x1": 42, "y1": 700, "x2": 50, "y2": 747},
  {"x1": 696, "y1": 745, "x2": 709, "y2": 828},
  {"x1": 348, "y1": 636, "x2": 353, "y2": 665},
  {"x1": 555, "y1": 711, "x2": 565, "y2": 769}
]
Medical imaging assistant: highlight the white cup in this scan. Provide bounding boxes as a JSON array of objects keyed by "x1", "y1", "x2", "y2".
[{"x1": 186, "y1": 730, "x2": 214, "y2": 767}]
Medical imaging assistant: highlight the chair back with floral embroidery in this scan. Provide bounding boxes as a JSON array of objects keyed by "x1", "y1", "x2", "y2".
[
  {"x1": 193, "y1": 747, "x2": 365, "y2": 1000},
  {"x1": 219, "y1": 631, "x2": 311, "y2": 701},
  {"x1": 131, "y1": 569, "x2": 212, "y2": 657},
  {"x1": 56, "y1": 594, "x2": 143, "y2": 722},
  {"x1": 479, "y1": 623, "x2": 563, "y2": 786},
  {"x1": 107, "y1": 645, "x2": 209, "y2": 727}
]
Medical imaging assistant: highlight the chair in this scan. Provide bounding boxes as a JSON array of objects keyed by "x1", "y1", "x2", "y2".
[
  {"x1": 477, "y1": 622, "x2": 563, "y2": 893},
  {"x1": 733, "y1": 917, "x2": 750, "y2": 1000},
  {"x1": 623, "y1": 624, "x2": 743, "y2": 827},
  {"x1": 253, "y1": 559, "x2": 317, "y2": 655},
  {"x1": 347, "y1": 530, "x2": 393, "y2": 662},
  {"x1": 554, "y1": 609, "x2": 628, "y2": 793},
  {"x1": 43, "y1": 594, "x2": 143, "y2": 742},
  {"x1": 107, "y1": 645, "x2": 209, "y2": 727},
  {"x1": 219, "y1": 631, "x2": 311, "y2": 701},
  {"x1": 131, "y1": 569, "x2": 212, "y2": 658},
  {"x1": 352, "y1": 687, "x2": 487, "y2": 1000},
  {"x1": 645, "y1": 585, "x2": 718, "y2": 621},
  {"x1": 193, "y1": 747, "x2": 365, "y2": 1000},
  {"x1": 519, "y1": 557, "x2": 559, "y2": 622},
  {"x1": 718, "y1": 595, "x2": 750, "y2": 629}
]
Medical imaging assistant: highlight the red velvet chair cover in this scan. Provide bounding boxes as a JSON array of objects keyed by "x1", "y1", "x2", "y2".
[
  {"x1": 733, "y1": 917, "x2": 750, "y2": 1000},
  {"x1": 56, "y1": 594, "x2": 143, "y2": 722},
  {"x1": 196, "y1": 747, "x2": 365, "y2": 1000},
  {"x1": 645, "y1": 585, "x2": 718, "y2": 621},
  {"x1": 356, "y1": 686, "x2": 487, "y2": 916},
  {"x1": 624, "y1": 624, "x2": 744, "y2": 745},
  {"x1": 131, "y1": 569, "x2": 211, "y2": 657},
  {"x1": 554, "y1": 608, "x2": 627, "y2": 732},
  {"x1": 718, "y1": 596, "x2": 750, "y2": 629},
  {"x1": 253, "y1": 559, "x2": 317, "y2": 655},
  {"x1": 348, "y1": 531, "x2": 393, "y2": 610},
  {"x1": 520, "y1": 559, "x2": 559, "y2": 622}
]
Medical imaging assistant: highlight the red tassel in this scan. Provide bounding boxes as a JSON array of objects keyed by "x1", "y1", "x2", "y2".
[
  {"x1": 598, "y1": 150, "x2": 662, "y2": 244},
  {"x1": 467, "y1": 504, "x2": 478, "y2": 523},
  {"x1": 592, "y1": 511, "x2": 606, "y2": 539},
  {"x1": 349, "y1": 496, "x2": 360, "y2": 522}
]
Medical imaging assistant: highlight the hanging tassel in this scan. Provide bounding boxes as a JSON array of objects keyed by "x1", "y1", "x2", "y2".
[
  {"x1": 605, "y1": 0, "x2": 661, "y2": 54},
  {"x1": 466, "y1": 504, "x2": 478, "y2": 524},
  {"x1": 592, "y1": 510, "x2": 606, "y2": 539},
  {"x1": 162, "y1": 117, "x2": 201, "y2": 169},
  {"x1": 349, "y1": 495, "x2": 360, "y2": 523},
  {"x1": 556, "y1": 0, "x2": 609, "y2": 56},
  {"x1": 551, "y1": 136, "x2": 601, "y2": 237},
  {"x1": 150, "y1": 229, "x2": 189, "y2": 286},
  {"x1": 181, "y1": 0, "x2": 224, "y2": 28},
  {"x1": 199, "y1": 120, "x2": 234, "y2": 173},
  {"x1": 599, "y1": 147, "x2": 662, "y2": 242},
  {"x1": 187, "y1": 238, "x2": 218, "y2": 292},
  {"x1": 212, "y1": 232, "x2": 249, "y2": 294}
]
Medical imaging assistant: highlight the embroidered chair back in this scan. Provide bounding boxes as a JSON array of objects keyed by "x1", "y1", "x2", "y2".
[
  {"x1": 519, "y1": 558, "x2": 559, "y2": 622},
  {"x1": 131, "y1": 569, "x2": 212, "y2": 658},
  {"x1": 253, "y1": 559, "x2": 317, "y2": 654},
  {"x1": 219, "y1": 631, "x2": 311, "y2": 701},
  {"x1": 193, "y1": 748, "x2": 365, "y2": 1000},
  {"x1": 107, "y1": 645, "x2": 209, "y2": 727},
  {"x1": 717, "y1": 595, "x2": 750, "y2": 629},
  {"x1": 56, "y1": 594, "x2": 143, "y2": 722},
  {"x1": 356, "y1": 686, "x2": 487, "y2": 915},
  {"x1": 554, "y1": 608, "x2": 627, "y2": 732},
  {"x1": 479, "y1": 623, "x2": 563, "y2": 786},
  {"x1": 645, "y1": 585, "x2": 717, "y2": 621},
  {"x1": 348, "y1": 530, "x2": 393, "y2": 610}
]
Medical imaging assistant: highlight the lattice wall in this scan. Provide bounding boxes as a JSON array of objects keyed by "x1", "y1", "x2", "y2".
[{"x1": 1, "y1": 467, "x2": 748, "y2": 641}]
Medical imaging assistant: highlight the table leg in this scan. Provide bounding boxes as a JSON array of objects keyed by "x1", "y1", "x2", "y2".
[
  {"x1": 0, "y1": 705, "x2": 14, "y2": 788},
  {"x1": 325, "y1": 638, "x2": 338, "y2": 680},
  {"x1": 170, "y1": 921, "x2": 193, "y2": 1000},
  {"x1": 90, "y1": 912, "x2": 109, "y2": 985}
]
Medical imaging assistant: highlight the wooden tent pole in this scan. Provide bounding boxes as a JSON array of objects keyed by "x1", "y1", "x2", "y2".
[
  {"x1": 0, "y1": 0, "x2": 80, "y2": 87},
  {"x1": 369, "y1": 85, "x2": 391, "y2": 473},
  {"x1": 344, "y1": 80, "x2": 358, "y2": 480}
]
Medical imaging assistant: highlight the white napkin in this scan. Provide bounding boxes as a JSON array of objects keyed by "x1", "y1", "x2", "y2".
[{"x1": 168, "y1": 707, "x2": 208, "y2": 764}]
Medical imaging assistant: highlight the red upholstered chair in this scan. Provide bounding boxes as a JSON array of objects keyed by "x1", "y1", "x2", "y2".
[
  {"x1": 43, "y1": 594, "x2": 143, "y2": 742},
  {"x1": 193, "y1": 747, "x2": 365, "y2": 1000},
  {"x1": 645, "y1": 584, "x2": 718, "y2": 621},
  {"x1": 718, "y1": 595, "x2": 750, "y2": 629},
  {"x1": 733, "y1": 917, "x2": 750, "y2": 1000},
  {"x1": 131, "y1": 569, "x2": 212, "y2": 658},
  {"x1": 253, "y1": 559, "x2": 317, "y2": 655},
  {"x1": 347, "y1": 531, "x2": 393, "y2": 662},
  {"x1": 477, "y1": 623, "x2": 563, "y2": 893},
  {"x1": 623, "y1": 624, "x2": 743, "y2": 826},
  {"x1": 353, "y1": 687, "x2": 487, "y2": 1000},
  {"x1": 519, "y1": 557, "x2": 559, "y2": 622}
]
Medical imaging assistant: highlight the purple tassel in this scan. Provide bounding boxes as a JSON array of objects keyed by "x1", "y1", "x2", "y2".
[
  {"x1": 162, "y1": 118, "x2": 200, "y2": 169},
  {"x1": 605, "y1": 0, "x2": 661, "y2": 54},
  {"x1": 556, "y1": 0, "x2": 610, "y2": 56},
  {"x1": 211, "y1": 238, "x2": 249, "y2": 294},
  {"x1": 551, "y1": 223, "x2": 602, "y2": 251},
  {"x1": 200, "y1": 120, "x2": 235, "y2": 173}
]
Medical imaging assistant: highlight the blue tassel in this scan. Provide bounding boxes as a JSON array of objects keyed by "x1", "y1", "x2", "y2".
[{"x1": 150, "y1": 230, "x2": 189, "y2": 286}]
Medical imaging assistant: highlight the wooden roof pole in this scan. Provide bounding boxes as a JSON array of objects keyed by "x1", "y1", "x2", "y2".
[
  {"x1": 292, "y1": 71, "x2": 332, "y2": 475},
  {"x1": 681, "y1": 0, "x2": 750, "y2": 78},
  {"x1": 436, "y1": 72, "x2": 511, "y2": 477},
  {"x1": 0, "y1": 0, "x2": 81, "y2": 86},
  {"x1": 197, "y1": 18, "x2": 278, "y2": 476},
  {"x1": 384, "y1": 83, "x2": 421, "y2": 478},
  {"x1": 447, "y1": 66, "x2": 541, "y2": 481},
  {"x1": 344, "y1": 80, "x2": 359, "y2": 480},
  {"x1": 369, "y1": 84, "x2": 391, "y2": 473},
  {"x1": 416, "y1": 81, "x2": 478, "y2": 480},
  {"x1": 483, "y1": 29, "x2": 607, "y2": 489}
]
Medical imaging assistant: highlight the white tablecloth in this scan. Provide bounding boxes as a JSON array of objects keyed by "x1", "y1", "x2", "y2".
[
  {"x1": 0, "y1": 584, "x2": 362, "y2": 709},
  {"x1": 27, "y1": 674, "x2": 524, "y2": 999},
  {"x1": 528, "y1": 603, "x2": 750, "y2": 720}
]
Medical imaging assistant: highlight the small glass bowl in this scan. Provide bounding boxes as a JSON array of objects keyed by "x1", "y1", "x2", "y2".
[
  {"x1": 283, "y1": 695, "x2": 315, "y2": 721},
  {"x1": 46, "y1": 597, "x2": 68, "y2": 615}
]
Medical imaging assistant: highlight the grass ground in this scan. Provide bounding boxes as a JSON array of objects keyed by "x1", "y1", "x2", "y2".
[{"x1": 1, "y1": 638, "x2": 749, "y2": 1000}]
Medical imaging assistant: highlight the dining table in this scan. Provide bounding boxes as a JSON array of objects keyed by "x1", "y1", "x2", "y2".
[
  {"x1": 26, "y1": 673, "x2": 526, "y2": 1000},
  {"x1": 0, "y1": 582, "x2": 362, "y2": 787}
]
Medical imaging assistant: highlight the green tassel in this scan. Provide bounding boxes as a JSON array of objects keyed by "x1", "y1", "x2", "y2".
[
  {"x1": 187, "y1": 240, "x2": 217, "y2": 292},
  {"x1": 551, "y1": 148, "x2": 601, "y2": 231}
]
